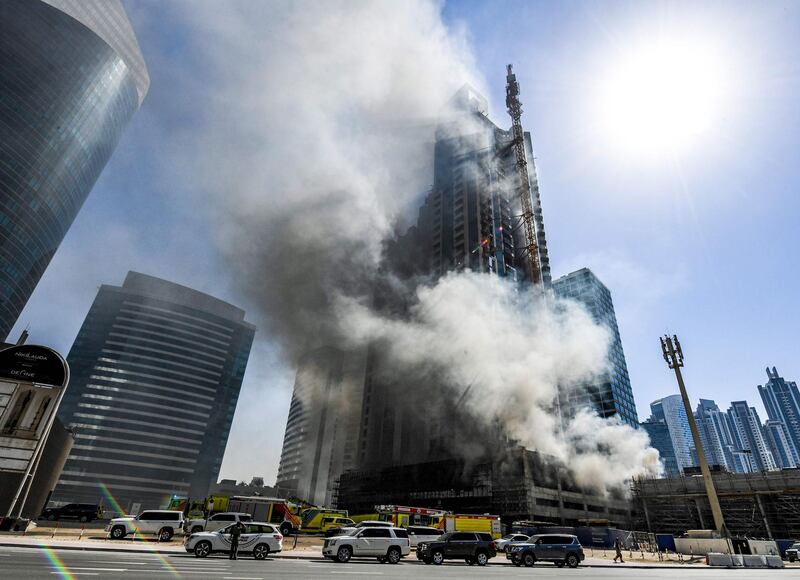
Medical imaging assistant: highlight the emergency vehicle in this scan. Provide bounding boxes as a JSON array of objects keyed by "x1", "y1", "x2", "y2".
[
  {"x1": 375, "y1": 505, "x2": 448, "y2": 528},
  {"x1": 226, "y1": 496, "x2": 303, "y2": 536},
  {"x1": 439, "y1": 513, "x2": 502, "y2": 539}
]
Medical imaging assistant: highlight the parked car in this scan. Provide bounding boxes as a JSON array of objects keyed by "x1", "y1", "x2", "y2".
[
  {"x1": 184, "y1": 512, "x2": 252, "y2": 534},
  {"x1": 506, "y1": 534, "x2": 585, "y2": 568},
  {"x1": 40, "y1": 503, "x2": 101, "y2": 523},
  {"x1": 495, "y1": 533, "x2": 530, "y2": 552},
  {"x1": 321, "y1": 516, "x2": 356, "y2": 536},
  {"x1": 417, "y1": 531, "x2": 497, "y2": 566},
  {"x1": 408, "y1": 525, "x2": 443, "y2": 548},
  {"x1": 327, "y1": 519, "x2": 394, "y2": 537},
  {"x1": 786, "y1": 543, "x2": 800, "y2": 562},
  {"x1": 322, "y1": 526, "x2": 410, "y2": 563},
  {"x1": 106, "y1": 510, "x2": 185, "y2": 541},
  {"x1": 186, "y1": 522, "x2": 282, "y2": 559}
]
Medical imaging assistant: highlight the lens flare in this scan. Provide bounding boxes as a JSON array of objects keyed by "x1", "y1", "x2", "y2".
[
  {"x1": 40, "y1": 545, "x2": 75, "y2": 580},
  {"x1": 97, "y1": 482, "x2": 180, "y2": 577}
]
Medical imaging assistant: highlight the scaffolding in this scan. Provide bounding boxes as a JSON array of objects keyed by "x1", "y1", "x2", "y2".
[{"x1": 632, "y1": 470, "x2": 800, "y2": 539}]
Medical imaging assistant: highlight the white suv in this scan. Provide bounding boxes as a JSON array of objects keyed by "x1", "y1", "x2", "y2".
[
  {"x1": 185, "y1": 522, "x2": 283, "y2": 560},
  {"x1": 185, "y1": 512, "x2": 252, "y2": 534},
  {"x1": 107, "y1": 510, "x2": 184, "y2": 541},
  {"x1": 323, "y1": 527, "x2": 410, "y2": 564}
]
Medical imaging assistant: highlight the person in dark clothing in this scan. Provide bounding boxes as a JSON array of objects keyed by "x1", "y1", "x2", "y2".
[
  {"x1": 229, "y1": 522, "x2": 245, "y2": 560},
  {"x1": 613, "y1": 538, "x2": 624, "y2": 563}
]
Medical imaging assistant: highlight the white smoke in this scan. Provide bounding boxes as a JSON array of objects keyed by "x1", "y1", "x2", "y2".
[
  {"x1": 339, "y1": 272, "x2": 662, "y2": 492},
  {"x1": 170, "y1": 0, "x2": 661, "y2": 491}
]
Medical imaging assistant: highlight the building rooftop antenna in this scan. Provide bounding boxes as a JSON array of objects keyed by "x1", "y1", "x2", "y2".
[{"x1": 505, "y1": 64, "x2": 543, "y2": 286}]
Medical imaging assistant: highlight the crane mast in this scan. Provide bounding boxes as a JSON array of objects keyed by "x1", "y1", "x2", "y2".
[{"x1": 505, "y1": 64, "x2": 543, "y2": 286}]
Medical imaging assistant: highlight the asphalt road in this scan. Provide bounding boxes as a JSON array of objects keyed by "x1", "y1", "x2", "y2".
[{"x1": 1, "y1": 546, "x2": 796, "y2": 579}]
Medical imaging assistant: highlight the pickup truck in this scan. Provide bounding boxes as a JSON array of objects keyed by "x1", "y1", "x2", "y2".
[{"x1": 184, "y1": 512, "x2": 252, "y2": 534}]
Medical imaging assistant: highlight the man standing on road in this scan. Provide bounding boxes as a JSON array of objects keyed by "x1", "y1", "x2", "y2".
[
  {"x1": 229, "y1": 522, "x2": 245, "y2": 560},
  {"x1": 613, "y1": 537, "x2": 624, "y2": 563}
]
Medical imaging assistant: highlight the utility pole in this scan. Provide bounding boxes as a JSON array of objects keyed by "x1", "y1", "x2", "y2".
[
  {"x1": 660, "y1": 335, "x2": 727, "y2": 536},
  {"x1": 505, "y1": 64, "x2": 543, "y2": 286}
]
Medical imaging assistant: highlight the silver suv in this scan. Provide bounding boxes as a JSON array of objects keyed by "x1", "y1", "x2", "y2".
[
  {"x1": 184, "y1": 512, "x2": 252, "y2": 534},
  {"x1": 323, "y1": 527, "x2": 410, "y2": 564},
  {"x1": 507, "y1": 534, "x2": 585, "y2": 568}
]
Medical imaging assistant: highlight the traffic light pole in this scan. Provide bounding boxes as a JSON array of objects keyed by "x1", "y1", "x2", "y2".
[{"x1": 660, "y1": 335, "x2": 727, "y2": 537}]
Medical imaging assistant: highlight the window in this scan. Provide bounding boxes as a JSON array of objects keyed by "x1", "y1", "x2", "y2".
[
  {"x1": 138, "y1": 512, "x2": 154, "y2": 521},
  {"x1": 239, "y1": 515, "x2": 252, "y2": 522},
  {"x1": 361, "y1": 528, "x2": 391, "y2": 538},
  {"x1": 246, "y1": 524, "x2": 266, "y2": 534},
  {"x1": 477, "y1": 533, "x2": 493, "y2": 542},
  {"x1": 451, "y1": 532, "x2": 474, "y2": 541},
  {"x1": 514, "y1": 535, "x2": 528, "y2": 541},
  {"x1": 393, "y1": 529, "x2": 408, "y2": 538},
  {"x1": 322, "y1": 518, "x2": 334, "y2": 525}
]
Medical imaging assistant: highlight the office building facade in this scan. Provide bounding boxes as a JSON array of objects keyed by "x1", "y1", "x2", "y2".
[
  {"x1": 694, "y1": 399, "x2": 739, "y2": 472},
  {"x1": 763, "y1": 420, "x2": 797, "y2": 470},
  {"x1": 53, "y1": 272, "x2": 254, "y2": 511},
  {"x1": 0, "y1": 0, "x2": 149, "y2": 339},
  {"x1": 553, "y1": 269, "x2": 638, "y2": 426},
  {"x1": 727, "y1": 401, "x2": 777, "y2": 472},
  {"x1": 275, "y1": 346, "x2": 367, "y2": 506},
  {"x1": 650, "y1": 395, "x2": 695, "y2": 474},
  {"x1": 758, "y1": 366, "x2": 800, "y2": 465},
  {"x1": 640, "y1": 419, "x2": 680, "y2": 477}
]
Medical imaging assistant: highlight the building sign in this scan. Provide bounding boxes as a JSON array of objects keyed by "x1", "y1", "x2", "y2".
[{"x1": 0, "y1": 345, "x2": 67, "y2": 387}]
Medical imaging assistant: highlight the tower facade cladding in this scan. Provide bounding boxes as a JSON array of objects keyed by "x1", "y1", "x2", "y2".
[
  {"x1": 275, "y1": 347, "x2": 367, "y2": 506},
  {"x1": 0, "y1": 0, "x2": 149, "y2": 339},
  {"x1": 53, "y1": 272, "x2": 254, "y2": 511},
  {"x1": 418, "y1": 86, "x2": 551, "y2": 284},
  {"x1": 758, "y1": 366, "x2": 800, "y2": 465},
  {"x1": 552, "y1": 268, "x2": 639, "y2": 426}
]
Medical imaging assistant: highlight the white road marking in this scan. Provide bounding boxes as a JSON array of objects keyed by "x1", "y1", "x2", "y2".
[
  {"x1": 329, "y1": 572, "x2": 382, "y2": 575},
  {"x1": 223, "y1": 577, "x2": 263, "y2": 579},
  {"x1": 50, "y1": 574, "x2": 98, "y2": 577},
  {"x1": 58, "y1": 567, "x2": 128, "y2": 572}
]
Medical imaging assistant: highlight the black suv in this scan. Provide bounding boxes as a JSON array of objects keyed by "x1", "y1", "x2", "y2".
[
  {"x1": 417, "y1": 531, "x2": 497, "y2": 566},
  {"x1": 40, "y1": 503, "x2": 101, "y2": 523},
  {"x1": 506, "y1": 534, "x2": 584, "y2": 568}
]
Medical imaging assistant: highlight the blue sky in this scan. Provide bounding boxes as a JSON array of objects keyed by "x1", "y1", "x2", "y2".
[{"x1": 11, "y1": 0, "x2": 800, "y2": 482}]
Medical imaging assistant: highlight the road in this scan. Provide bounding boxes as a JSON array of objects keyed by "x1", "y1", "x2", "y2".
[{"x1": 0, "y1": 546, "x2": 796, "y2": 579}]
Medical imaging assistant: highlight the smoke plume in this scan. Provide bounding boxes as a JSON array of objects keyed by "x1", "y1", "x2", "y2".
[{"x1": 177, "y1": 0, "x2": 661, "y2": 491}]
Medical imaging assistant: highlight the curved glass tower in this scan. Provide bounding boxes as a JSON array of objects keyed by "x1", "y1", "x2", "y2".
[{"x1": 0, "y1": 0, "x2": 149, "y2": 339}]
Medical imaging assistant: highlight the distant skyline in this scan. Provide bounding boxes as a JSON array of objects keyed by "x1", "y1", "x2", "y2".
[{"x1": 9, "y1": 0, "x2": 800, "y2": 483}]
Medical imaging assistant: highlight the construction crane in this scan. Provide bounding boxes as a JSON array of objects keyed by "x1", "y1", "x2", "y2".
[{"x1": 505, "y1": 64, "x2": 543, "y2": 286}]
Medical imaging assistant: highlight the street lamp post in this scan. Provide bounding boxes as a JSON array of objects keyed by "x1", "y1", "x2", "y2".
[{"x1": 660, "y1": 334, "x2": 727, "y2": 536}]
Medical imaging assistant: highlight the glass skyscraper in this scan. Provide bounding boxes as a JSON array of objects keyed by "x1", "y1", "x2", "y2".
[
  {"x1": 650, "y1": 395, "x2": 694, "y2": 473},
  {"x1": 758, "y1": 366, "x2": 800, "y2": 465},
  {"x1": 553, "y1": 268, "x2": 639, "y2": 426},
  {"x1": 53, "y1": 272, "x2": 255, "y2": 511},
  {"x1": 640, "y1": 419, "x2": 680, "y2": 477},
  {"x1": 727, "y1": 400, "x2": 777, "y2": 473},
  {"x1": 0, "y1": 0, "x2": 149, "y2": 339}
]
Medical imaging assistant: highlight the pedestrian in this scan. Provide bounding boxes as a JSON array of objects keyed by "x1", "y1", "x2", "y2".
[
  {"x1": 613, "y1": 537, "x2": 624, "y2": 563},
  {"x1": 229, "y1": 522, "x2": 244, "y2": 560}
]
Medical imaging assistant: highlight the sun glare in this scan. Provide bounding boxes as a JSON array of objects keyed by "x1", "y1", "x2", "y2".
[{"x1": 598, "y1": 40, "x2": 724, "y2": 156}]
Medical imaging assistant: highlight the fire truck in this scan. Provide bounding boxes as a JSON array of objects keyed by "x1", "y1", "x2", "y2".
[
  {"x1": 440, "y1": 513, "x2": 503, "y2": 539},
  {"x1": 374, "y1": 505, "x2": 448, "y2": 528},
  {"x1": 226, "y1": 496, "x2": 303, "y2": 536}
]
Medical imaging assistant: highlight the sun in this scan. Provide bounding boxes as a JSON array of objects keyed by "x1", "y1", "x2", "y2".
[{"x1": 597, "y1": 40, "x2": 724, "y2": 156}]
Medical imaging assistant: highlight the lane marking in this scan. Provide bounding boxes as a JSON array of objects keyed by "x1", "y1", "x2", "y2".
[
  {"x1": 223, "y1": 577, "x2": 263, "y2": 579},
  {"x1": 60, "y1": 567, "x2": 128, "y2": 572},
  {"x1": 329, "y1": 572, "x2": 382, "y2": 575},
  {"x1": 50, "y1": 574, "x2": 98, "y2": 577}
]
